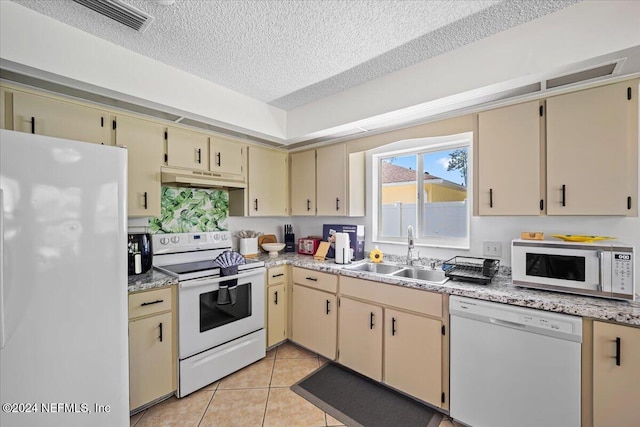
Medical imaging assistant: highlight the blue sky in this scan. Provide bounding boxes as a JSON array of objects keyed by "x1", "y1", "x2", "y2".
[{"x1": 387, "y1": 148, "x2": 467, "y2": 186}]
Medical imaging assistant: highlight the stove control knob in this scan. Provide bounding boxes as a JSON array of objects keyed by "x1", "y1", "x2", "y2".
[
  {"x1": 160, "y1": 237, "x2": 169, "y2": 245},
  {"x1": 171, "y1": 236, "x2": 180, "y2": 244},
  {"x1": 212, "y1": 234, "x2": 220, "y2": 241},
  {"x1": 221, "y1": 234, "x2": 229, "y2": 241}
]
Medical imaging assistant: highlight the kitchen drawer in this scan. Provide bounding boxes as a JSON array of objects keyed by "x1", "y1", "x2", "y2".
[
  {"x1": 292, "y1": 267, "x2": 338, "y2": 293},
  {"x1": 267, "y1": 266, "x2": 286, "y2": 286},
  {"x1": 129, "y1": 287, "x2": 172, "y2": 319},
  {"x1": 340, "y1": 276, "x2": 442, "y2": 318}
]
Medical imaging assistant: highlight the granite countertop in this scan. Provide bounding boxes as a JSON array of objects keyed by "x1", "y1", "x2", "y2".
[
  {"x1": 259, "y1": 252, "x2": 640, "y2": 327},
  {"x1": 128, "y1": 269, "x2": 178, "y2": 293},
  {"x1": 127, "y1": 251, "x2": 640, "y2": 327}
]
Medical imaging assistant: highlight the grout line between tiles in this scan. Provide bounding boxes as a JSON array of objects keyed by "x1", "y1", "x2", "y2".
[{"x1": 196, "y1": 389, "x2": 216, "y2": 427}]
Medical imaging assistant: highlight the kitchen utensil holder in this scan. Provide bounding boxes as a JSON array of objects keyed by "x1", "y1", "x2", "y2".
[{"x1": 442, "y1": 256, "x2": 500, "y2": 285}]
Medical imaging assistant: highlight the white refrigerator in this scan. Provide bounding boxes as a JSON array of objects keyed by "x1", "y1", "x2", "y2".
[{"x1": 0, "y1": 130, "x2": 129, "y2": 426}]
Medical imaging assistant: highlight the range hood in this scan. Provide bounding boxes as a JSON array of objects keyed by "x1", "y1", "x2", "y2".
[{"x1": 161, "y1": 167, "x2": 247, "y2": 189}]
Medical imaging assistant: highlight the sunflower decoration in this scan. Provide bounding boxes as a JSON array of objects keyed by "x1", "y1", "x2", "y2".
[{"x1": 369, "y1": 246, "x2": 384, "y2": 263}]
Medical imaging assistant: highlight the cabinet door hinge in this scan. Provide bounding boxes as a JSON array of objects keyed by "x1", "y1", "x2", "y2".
[
  {"x1": 164, "y1": 154, "x2": 168, "y2": 162},
  {"x1": 338, "y1": 297, "x2": 341, "y2": 307},
  {"x1": 441, "y1": 392, "x2": 446, "y2": 403},
  {"x1": 164, "y1": 131, "x2": 168, "y2": 140},
  {"x1": 628, "y1": 87, "x2": 632, "y2": 100},
  {"x1": 112, "y1": 120, "x2": 116, "y2": 130},
  {"x1": 337, "y1": 349, "x2": 340, "y2": 359},
  {"x1": 441, "y1": 325, "x2": 446, "y2": 336},
  {"x1": 539, "y1": 105, "x2": 544, "y2": 117},
  {"x1": 540, "y1": 199, "x2": 544, "y2": 211}
]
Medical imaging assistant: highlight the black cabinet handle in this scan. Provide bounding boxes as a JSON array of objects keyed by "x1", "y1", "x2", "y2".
[
  {"x1": 370, "y1": 312, "x2": 374, "y2": 330},
  {"x1": 489, "y1": 188, "x2": 493, "y2": 208},
  {"x1": 336, "y1": 197, "x2": 340, "y2": 211},
  {"x1": 143, "y1": 192, "x2": 148, "y2": 209},
  {"x1": 326, "y1": 299, "x2": 330, "y2": 314},
  {"x1": 628, "y1": 196, "x2": 632, "y2": 210},
  {"x1": 615, "y1": 337, "x2": 621, "y2": 366},
  {"x1": 271, "y1": 273, "x2": 284, "y2": 278},
  {"x1": 307, "y1": 199, "x2": 311, "y2": 211},
  {"x1": 140, "y1": 299, "x2": 163, "y2": 306},
  {"x1": 254, "y1": 199, "x2": 258, "y2": 211},
  {"x1": 159, "y1": 322, "x2": 163, "y2": 342},
  {"x1": 196, "y1": 148, "x2": 202, "y2": 164},
  {"x1": 561, "y1": 184, "x2": 566, "y2": 207},
  {"x1": 216, "y1": 152, "x2": 221, "y2": 167},
  {"x1": 31, "y1": 117, "x2": 35, "y2": 134},
  {"x1": 274, "y1": 291, "x2": 278, "y2": 305},
  {"x1": 305, "y1": 277, "x2": 318, "y2": 282},
  {"x1": 392, "y1": 317, "x2": 397, "y2": 336}
]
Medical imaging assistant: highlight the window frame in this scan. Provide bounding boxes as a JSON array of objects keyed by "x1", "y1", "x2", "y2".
[{"x1": 371, "y1": 132, "x2": 472, "y2": 249}]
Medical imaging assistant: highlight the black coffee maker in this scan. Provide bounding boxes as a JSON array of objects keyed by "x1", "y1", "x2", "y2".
[{"x1": 128, "y1": 233, "x2": 153, "y2": 275}]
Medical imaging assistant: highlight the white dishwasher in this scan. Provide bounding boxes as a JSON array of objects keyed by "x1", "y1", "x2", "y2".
[{"x1": 449, "y1": 296, "x2": 582, "y2": 427}]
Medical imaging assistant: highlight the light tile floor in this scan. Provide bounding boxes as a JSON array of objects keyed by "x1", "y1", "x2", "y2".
[{"x1": 130, "y1": 342, "x2": 462, "y2": 427}]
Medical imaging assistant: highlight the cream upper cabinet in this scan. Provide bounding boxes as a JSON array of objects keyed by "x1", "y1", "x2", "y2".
[
  {"x1": 546, "y1": 81, "x2": 638, "y2": 215},
  {"x1": 290, "y1": 150, "x2": 317, "y2": 216},
  {"x1": 385, "y1": 308, "x2": 442, "y2": 407},
  {"x1": 592, "y1": 321, "x2": 640, "y2": 426},
  {"x1": 291, "y1": 144, "x2": 364, "y2": 217},
  {"x1": 10, "y1": 89, "x2": 110, "y2": 145},
  {"x1": 338, "y1": 297, "x2": 383, "y2": 381},
  {"x1": 478, "y1": 101, "x2": 543, "y2": 215},
  {"x1": 166, "y1": 127, "x2": 209, "y2": 171},
  {"x1": 114, "y1": 115, "x2": 165, "y2": 217},
  {"x1": 210, "y1": 135, "x2": 245, "y2": 177},
  {"x1": 247, "y1": 146, "x2": 288, "y2": 216},
  {"x1": 316, "y1": 143, "x2": 347, "y2": 216},
  {"x1": 128, "y1": 287, "x2": 175, "y2": 411}
]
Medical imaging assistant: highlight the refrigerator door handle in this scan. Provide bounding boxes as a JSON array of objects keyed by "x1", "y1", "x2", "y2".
[{"x1": 0, "y1": 189, "x2": 5, "y2": 349}]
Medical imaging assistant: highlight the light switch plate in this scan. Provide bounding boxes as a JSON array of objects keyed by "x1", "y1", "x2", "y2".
[{"x1": 483, "y1": 241, "x2": 502, "y2": 257}]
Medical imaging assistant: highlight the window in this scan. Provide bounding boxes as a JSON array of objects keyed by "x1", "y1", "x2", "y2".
[{"x1": 372, "y1": 133, "x2": 471, "y2": 249}]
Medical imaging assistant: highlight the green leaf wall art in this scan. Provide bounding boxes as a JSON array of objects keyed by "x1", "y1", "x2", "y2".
[{"x1": 149, "y1": 187, "x2": 229, "y2": 233}]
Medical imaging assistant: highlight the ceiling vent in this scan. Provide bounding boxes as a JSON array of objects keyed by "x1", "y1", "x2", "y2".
[
  {"x1": 72, "y1": 0, "x2": 154, "y2": 32},
  {"x1": 546, "y1": 63, "x2": 617, "y2": 89}
]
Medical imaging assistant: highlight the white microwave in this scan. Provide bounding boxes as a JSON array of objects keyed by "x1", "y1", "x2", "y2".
[{"x1": 511, "y1": 239, "x2": 635, "y2": 301}]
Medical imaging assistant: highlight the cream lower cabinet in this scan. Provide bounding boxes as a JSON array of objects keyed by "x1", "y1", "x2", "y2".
[
  {"x1": 128, "y1": 287, "x2": 176, "y2": 412},
  {"x1": 114, "y1": 115, "x2": 165, "y2": 217},
  {"x1": 291, "y1": 268, "x2": 338, "y2": 359},
  {"x1": 338, "y1": 297, "x2": 383, "y2": 381},
  {"x1": 592, "y1": 321, "x2": 640, "y2": 425},
  {"x1": 385, "y1": 308, "x2": 442, "y2": 405},
  {"x1": 266, "y1": 266, "x2": 288, "y2": 348},
  {"x1": 338, "y1": 276, "x2": 447, "y2": 409}
]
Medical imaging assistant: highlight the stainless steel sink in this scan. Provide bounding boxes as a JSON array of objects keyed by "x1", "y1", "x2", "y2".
[
  {"x1": 391, "y1": 267, "x2": 449, "y2": 284},
  {"x1": 343, "y1": 262, "x2": 405, "y2": 275},
  {"x1": 343, "y1": 262, "x2": 449, "y2": 285}
]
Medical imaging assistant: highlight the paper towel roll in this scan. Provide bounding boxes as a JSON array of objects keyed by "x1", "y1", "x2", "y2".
[{"x1": 334, "y1": 232, "x2": 351, "y2": 264}]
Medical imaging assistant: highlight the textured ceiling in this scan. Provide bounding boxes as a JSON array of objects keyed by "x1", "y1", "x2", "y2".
[{"x1": 11, "y1": 0, "x2": 580, "y2": 110}]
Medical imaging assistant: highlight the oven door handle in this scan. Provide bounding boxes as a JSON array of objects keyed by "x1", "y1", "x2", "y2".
[{"x1": 179, "y1": 269, "x2": 263, "y2": 290}]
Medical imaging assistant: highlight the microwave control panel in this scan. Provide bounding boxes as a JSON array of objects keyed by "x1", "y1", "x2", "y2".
[{"x1": 612, "y1": 252, "x2": 633, "y2": 295}]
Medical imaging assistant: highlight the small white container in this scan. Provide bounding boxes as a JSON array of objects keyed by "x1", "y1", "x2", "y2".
[{"x1": 239, "y1": 237, "x2": 258, "y2": 257}]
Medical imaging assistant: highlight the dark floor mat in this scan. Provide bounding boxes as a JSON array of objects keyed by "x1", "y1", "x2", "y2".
[{"x1": 291, "y1": 362, "x2": 443, "y2": 427}]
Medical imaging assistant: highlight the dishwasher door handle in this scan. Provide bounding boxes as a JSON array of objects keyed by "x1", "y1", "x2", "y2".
[{"x1": 490, "y1": 318, "x2": 526, "y2": 329}]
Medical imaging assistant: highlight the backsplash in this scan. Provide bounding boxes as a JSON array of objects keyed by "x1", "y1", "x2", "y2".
[{"x1": 148, "y1": 186, "x2": 228, "y2": 233}]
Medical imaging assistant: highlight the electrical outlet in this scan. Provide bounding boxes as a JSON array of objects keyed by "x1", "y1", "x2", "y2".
[{"x1": 483, "y1": 241, "x2": 502, "y2": 257}]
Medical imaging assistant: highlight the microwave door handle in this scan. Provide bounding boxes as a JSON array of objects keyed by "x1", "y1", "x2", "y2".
[{"x1": 597, "y1": 250, "x2": 604, "y2": 292}]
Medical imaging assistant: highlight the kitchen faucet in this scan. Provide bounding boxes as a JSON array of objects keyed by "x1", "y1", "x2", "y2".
[{"x1": 407, "y1": 225, "x2": 414, "y2": 266}]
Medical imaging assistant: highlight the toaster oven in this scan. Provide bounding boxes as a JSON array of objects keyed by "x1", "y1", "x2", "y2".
[{"x1": 298, "y1": 238, "x2": 321, "y2": 255}]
